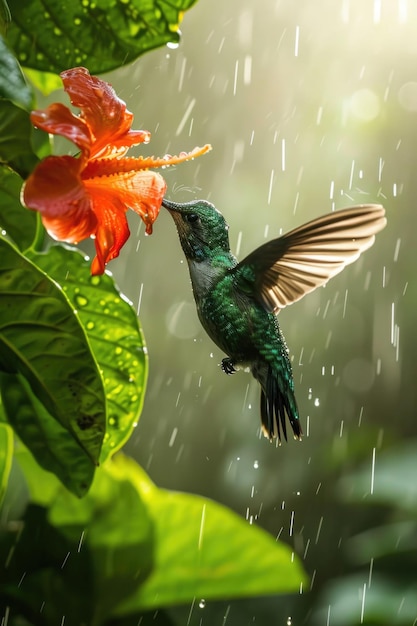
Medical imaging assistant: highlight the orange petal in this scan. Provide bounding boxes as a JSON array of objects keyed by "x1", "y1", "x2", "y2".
[
  {"x1": 22, "y1": 155, "x2": 97, "y2": 243},
  {"x1": 60, "y1": 67, "x2": 149, "y2": 159},
  {"x1": 88, "y1": 194, "x2": 130, "y2": 275},
  {"x1": 85, "y1": 169, "x2": 166, "y2": 236},
  {"x1": 93, "y1": 129, "x2": 151, "y2": 160},
  {"x1": 30, "y1": 103, "x2": 92, "y2": 157}
]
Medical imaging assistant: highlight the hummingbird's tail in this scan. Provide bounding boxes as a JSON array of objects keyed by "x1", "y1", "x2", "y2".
[{"x1": 252, "y1": 363, "x2": 302, "y2": 442}]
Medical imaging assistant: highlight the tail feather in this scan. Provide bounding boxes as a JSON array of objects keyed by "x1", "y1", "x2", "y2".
[{"x1": 257, "y1": 364, "x2": 302, "y2": 442}]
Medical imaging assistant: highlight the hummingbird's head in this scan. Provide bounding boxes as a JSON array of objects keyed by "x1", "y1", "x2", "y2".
[{"x1": 162, "y1": 198, "x2": 230, "y2": 261}]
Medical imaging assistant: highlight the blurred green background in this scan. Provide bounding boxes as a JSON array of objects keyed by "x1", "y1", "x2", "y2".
[{"x1": 81, "y1": 0, "x2": 415, "y2": 623}]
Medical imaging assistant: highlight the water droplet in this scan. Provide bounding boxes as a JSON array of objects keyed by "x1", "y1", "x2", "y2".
[
  {"x1": 287, "y1": 617, "x2": 292, "y2": 626},
  {"x1": 253, "y1": 460, "x2": 259, "y2": 469},
  {"x1": 75, "y1": 294, "x2": 88, "y2": 307},
  {"x1": 86, "y1": 321, "x2": 94, "y2": 330},
  {"x1": 199, "y1": 599, "x2": 206, "y2": 609},
  {"x1": 167, "y1": 40, "x2": 179, "y2": 50}
]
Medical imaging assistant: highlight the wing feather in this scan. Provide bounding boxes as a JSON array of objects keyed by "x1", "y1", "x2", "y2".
[{"x1": 236, "y1": 204, "x2": 386, "y2": 313}]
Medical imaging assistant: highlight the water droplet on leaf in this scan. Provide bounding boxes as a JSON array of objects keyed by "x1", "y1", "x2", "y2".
[{"x1": 75, "y1": 295, "x2": 88, "y2": 307}]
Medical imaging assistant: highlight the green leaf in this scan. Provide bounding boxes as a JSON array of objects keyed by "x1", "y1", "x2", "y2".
[
  {"x1": 115, "y1": 456, "x2": 307, "y2": 614},
  {"x1": 0, "y1": 165, "x2": 41, "y2": 252},
  {"x1": 2, "y1": 453, "x2": 154, "y2": 625},
  {"x1": 0, "y1": 236, "x2": 106, "y2": 467},
  {"x1": 4, "y1": 453, "x2": 306, "y2": 622},
  {"x1": 14, "y1": 444, "x2": 62, "y2": 507},
  {"x1": 23, "y1": 67, "x2": 63, "y2": 96},
  {"x1": 0, "y1": 35, "x2": 33, "y2": 109},
  {"x1": 47, "y1": 457, "x2": 154, "y2": 624},
  {"x1": 0, "y1": 421, "x2": 13, "y2": 506},
  {"x1": 29, "y1": 245, "x2": 148, "y2": 463},
  {"x1": 6, "y1": 0, "x2": 199, "y2": 75},
  {"x1": 0, "y1": 98, "x2": 38, "y2": 178},
  {"x1": 1, "y1": 373, "x2": 96, "y2": 496}
]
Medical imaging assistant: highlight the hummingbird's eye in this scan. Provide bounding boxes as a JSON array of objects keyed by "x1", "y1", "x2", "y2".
[{"x1": 185, "y1": 213, "x2": 200, "y2": 224}]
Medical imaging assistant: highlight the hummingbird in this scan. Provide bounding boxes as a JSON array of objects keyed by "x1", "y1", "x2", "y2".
[{"x1": 162, "y1": 198, "x2": 386, "y2": 442}]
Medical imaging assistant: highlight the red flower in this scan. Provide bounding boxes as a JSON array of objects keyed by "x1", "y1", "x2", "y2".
[{"x1": 22, "y1": 67, "x2": 211, "y2": 274}]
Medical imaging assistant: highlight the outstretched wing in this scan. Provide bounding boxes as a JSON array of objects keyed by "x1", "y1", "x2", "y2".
[{"x1": 235, "y1": 204, "x2": 386, "y2": 313}]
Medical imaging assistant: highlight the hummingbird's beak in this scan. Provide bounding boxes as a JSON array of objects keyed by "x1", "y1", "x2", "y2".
[{"x1": 161, "y1": 198, "x2": 183, "y2": 212}]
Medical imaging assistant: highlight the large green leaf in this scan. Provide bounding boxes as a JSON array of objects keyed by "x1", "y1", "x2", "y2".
[
  {"x1": 3, "y1": 453, "x2": 306, "y2": 622},
  {"x1": 0, "y1": 453, "x2": 306, "y2": 626},
  {"x1": 0, "y1": 165, "x2": 41, "y2": 252},
  {"x1": 0, "y1": 236, "x2": 105, "y2": 465},
  {"x1": 0, "y1": 421, "x2": 13, "y2": 507},
  {"x1": 0, "y1": 35, "x2": 33, "y2": 109},
  {"x1": 1, "y1": 373, "x2": 96, "y2": 496},
  {"x1": 115, "y1": 456, "x2": 307, "y2": 614},
  {"x1": 29, "y1": 245, "x2": 148, "y2": 462},
  {"x1": 6, "y1": 0, "x2": 199, "y2": 75},
  {"x1": 0, "y1": 98, "x2": 38, "y2": 178}
]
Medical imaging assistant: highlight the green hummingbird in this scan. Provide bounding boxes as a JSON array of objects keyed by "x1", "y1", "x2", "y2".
[{"x1": 162, "y1": 198, "x2": 386, "y2": 442}]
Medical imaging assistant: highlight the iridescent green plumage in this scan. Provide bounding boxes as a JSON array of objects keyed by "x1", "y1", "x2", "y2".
[{"x1": 163, "y1": 198, "x2": 386, "y2": 442}]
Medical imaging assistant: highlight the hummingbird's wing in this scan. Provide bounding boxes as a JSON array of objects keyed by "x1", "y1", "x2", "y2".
[{"x1": 234, "y1": 204, "x2": 386, "y2": 313}]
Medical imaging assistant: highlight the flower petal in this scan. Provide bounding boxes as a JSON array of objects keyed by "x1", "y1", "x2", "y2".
[
  {"x1": 30, "y1": 103, "x2": 92, "y2": 157},
  {"x1": 85, "y1": 170, "x2": 166, "y2": 235},
  {"x1": 88, "y1": 194, "x2": 130, "y2": 275},
  {"x1": 60, "y1": 67, "x2": 150, "y2": 159},
  {"x1": 22, "y1": 155, "x2": 97, "y2": 243}
]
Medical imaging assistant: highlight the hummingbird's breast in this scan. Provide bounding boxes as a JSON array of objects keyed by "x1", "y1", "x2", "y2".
[{"x1": 195, "y1": 271, "x2": 264, "y2": 362}]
